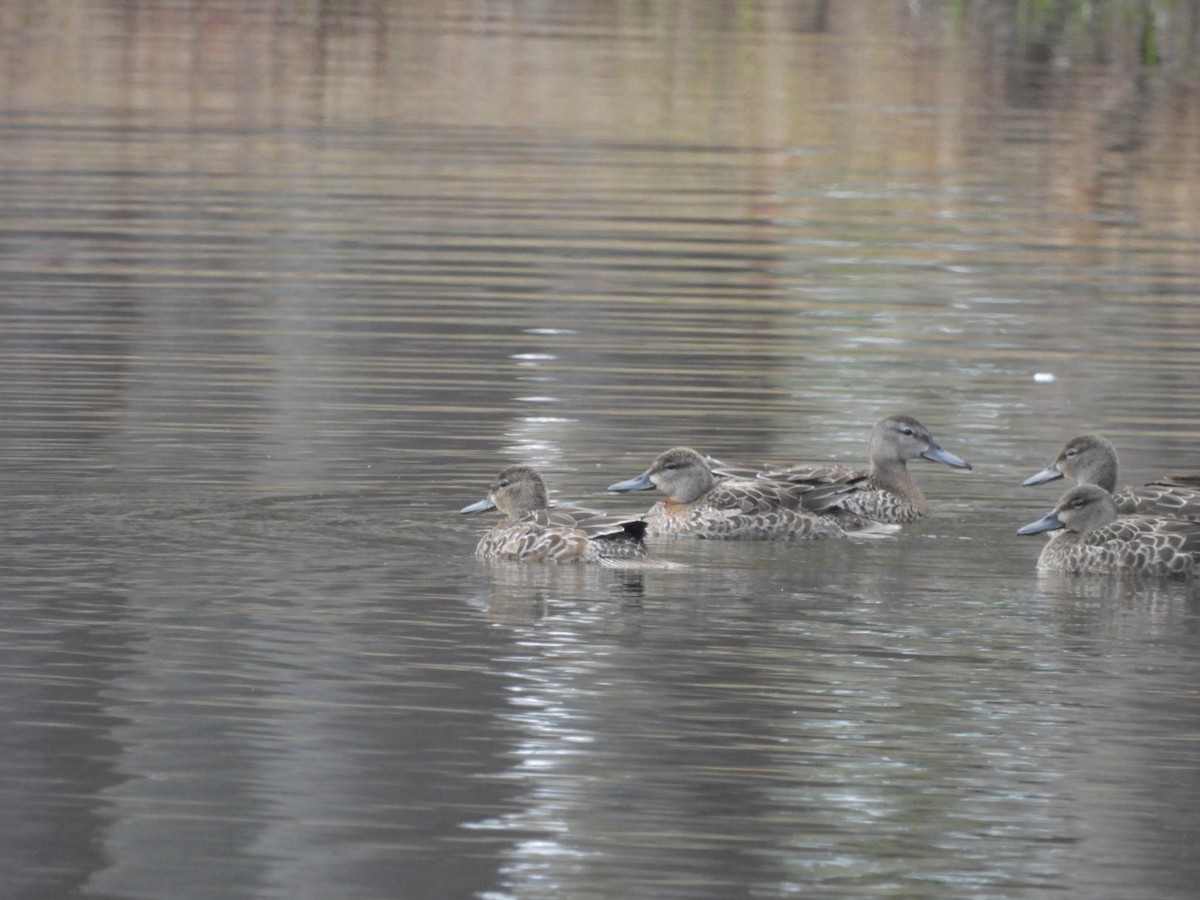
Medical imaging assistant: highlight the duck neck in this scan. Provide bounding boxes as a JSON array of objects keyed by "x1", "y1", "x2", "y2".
[
  {"x1": 870, "y1": 459, "x2": 927, "y2": 512},
  {"x1": 1075, "y1": 461, "x2": 1118, "y2": 493}
]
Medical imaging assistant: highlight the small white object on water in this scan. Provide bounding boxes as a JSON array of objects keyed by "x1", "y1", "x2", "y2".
[{"x1": 1033, "y1": 372, "x2": 1056, "y2": 383}]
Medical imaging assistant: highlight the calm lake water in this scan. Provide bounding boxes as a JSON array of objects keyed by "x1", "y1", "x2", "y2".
[{"x1": 3, "y1": 2, "x2": 1200, "y2": 898}]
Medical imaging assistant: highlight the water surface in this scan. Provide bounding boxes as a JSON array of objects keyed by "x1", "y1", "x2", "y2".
[{"x1": 3, "y1": 2, "x2": 1200, "y2": 898}]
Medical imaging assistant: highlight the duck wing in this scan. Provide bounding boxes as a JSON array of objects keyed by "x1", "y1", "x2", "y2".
[
  {"x1": 1158, "y1": 474, "x2": 1200, "y2": 489},
  {"x1": 1120, "y1": 483, "x2": 1200, "y2": 522},
  {"x1": 705, "y1": 477, "x2": 805, "y2": 515},
  {"x1": 1090, "y1": 514, "x2": 1200, "y2": 574},
  {"x1": 544, "y1": 505, "x2": 649, "y2": 550},
  {"x1": 761, "y1": 462, "x2": 866, "y2": 487}
]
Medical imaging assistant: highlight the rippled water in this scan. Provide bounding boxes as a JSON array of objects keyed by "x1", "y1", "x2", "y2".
[{"x1": 3, "y1": 2, "x2": 1200, "y2": 898}]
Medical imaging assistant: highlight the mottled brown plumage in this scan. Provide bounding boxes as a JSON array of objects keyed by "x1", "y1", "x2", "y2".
[
  {"x1": 1023, "y1": 435, "x2": 1200, "y2": 522},
  {"x1": 1018, "y1": 485, "x2": 1200, "y2": 576},
  {"x1": 761, "y1": 414, "x2": 972, "y2": 524},
  {"x1": 607, "y1": 447, "x2": 848, "y2": 539},
  {"x1": 462, "y1": 466, "x2": 649, "y2": 563}
]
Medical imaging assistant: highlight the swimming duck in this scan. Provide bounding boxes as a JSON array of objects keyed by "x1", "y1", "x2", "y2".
[
  {"x1": 1017, "y1": 484, "x2": 1200, "y2": 576},
  {"x1": 606, "y1": 446, "x2": 850, "y2": 539},
  {"x1": 760, "y1": 414, "x2": 972, "y2": 523},
  {"x1": 1023, "y1": 434, "x2": 1200, "y2": 522},
  {"x1": 462, "y1": 465, "x2": 649, "y2": 563}
]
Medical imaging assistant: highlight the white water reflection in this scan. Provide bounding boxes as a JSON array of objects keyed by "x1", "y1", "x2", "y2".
[{"x1": 466, "y1": 553, "x2": 1200, "y2": 898}]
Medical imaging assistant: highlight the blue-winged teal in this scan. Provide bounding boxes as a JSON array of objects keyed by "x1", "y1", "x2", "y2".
[
  {"x1": 607, "y1": 446, "x2": 850, "y2": 539},
  {"x1": 1023, "y1": 434, "x2": 1200, "y2": 522},
  {"x1": 760, "y1": 415, "x2": 972, "y2": 524},
  {"x1": 462, "y1": 465, "x2": 649, "y2": 563},
  {"x1": 1017, "y1": 484, "x2": 1200, "y2": 576}
]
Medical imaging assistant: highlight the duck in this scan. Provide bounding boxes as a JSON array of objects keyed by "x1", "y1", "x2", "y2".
[
  {"x1": 606, "y1": 446, "x2": 852, "y2": 539},
  {"x1": 1023, "y1": 434, "x2": 1200, "y2": 522},
  {"x1": 1017, "y1": 484, "x2": 1200, "y2": 576},
  {"x1": 462, "y1": 465, "x2": 650, "y2": 564},
  {"x1": 759, "y1": 414, "x2": 972, "y2": 523}
]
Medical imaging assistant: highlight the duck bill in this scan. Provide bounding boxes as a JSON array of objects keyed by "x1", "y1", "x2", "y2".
[
  {"x1": 921, "y1": 443, "x2": 971, "y2": 470},
  {"x1": 1017, "y1": 511, "x2": 1063, "y2": 535},
  {"x1": 460, "y1": 497, "x2": 496, "y2": 515},
  {"x1": 1022, "y1": 464, "x2": 1063, "y2": 487},
  {"x1": 607, "y1": 471, "x2": 656, "y2": 493}
]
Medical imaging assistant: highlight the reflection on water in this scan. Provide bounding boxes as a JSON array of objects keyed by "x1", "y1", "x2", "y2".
[
  {"x1": 465, "y1": 545, "x2": 1200, "y2": 898},
  {"x1": 2, "y1": 2, "x2": 1200, "y2": 899}
]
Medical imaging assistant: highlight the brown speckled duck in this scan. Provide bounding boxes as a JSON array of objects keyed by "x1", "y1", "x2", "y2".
[
  {"x1": 606, "y1": 446, "x2": 850, "y2": 539},
  {"x1": 462, "y1": 465, "x2": 650, "y2": 564},
  {"x1": 1023, "y1": 434, "x2": 1200, "y2": 522},
  {"x1": 760, "y1": 414, "x2": 972, "y2": 524},
  {"x1": 1017, "y1": 484, "x2": 1200, "y2": 576}
]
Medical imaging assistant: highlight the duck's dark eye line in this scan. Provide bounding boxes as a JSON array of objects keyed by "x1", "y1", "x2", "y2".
[{"x1": 901, "y1": 427, "x2": 914, "y2": 436}]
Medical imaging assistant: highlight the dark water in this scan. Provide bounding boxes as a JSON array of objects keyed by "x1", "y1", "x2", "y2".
[{"x1": 3, "y1": 2, "x2": 1200, "y2": 898}]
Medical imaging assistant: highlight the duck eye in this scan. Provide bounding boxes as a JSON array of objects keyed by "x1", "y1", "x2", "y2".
[
  {"x1": 663, "y1": 462, "x2": 677, "y2": 471},
  {"x1": 497, "y1": 479, "x2": 509, "y2": 488},
  {"x1": 900, "y1": 427, "x2": 914, "y2": 436},
  {"x1": 1066, "y1": 449, "x2": 1077, "y2": 458}
]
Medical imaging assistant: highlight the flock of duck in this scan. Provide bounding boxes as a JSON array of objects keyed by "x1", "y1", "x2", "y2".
[{"x1": 461, "y1": 415, "x2": 1200, "y2": 577}]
